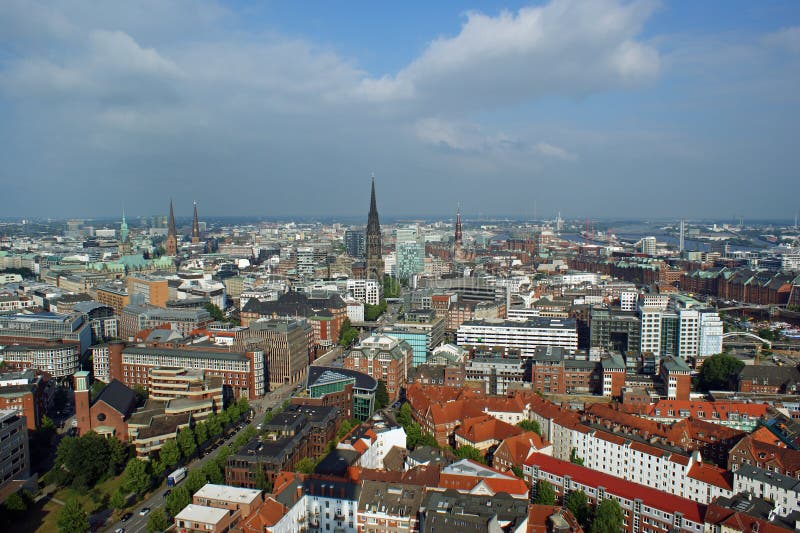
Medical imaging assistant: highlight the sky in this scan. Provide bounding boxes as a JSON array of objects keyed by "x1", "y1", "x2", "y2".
[{"x1": 0, "y1": 0, "x2": 798, "y2": 220}]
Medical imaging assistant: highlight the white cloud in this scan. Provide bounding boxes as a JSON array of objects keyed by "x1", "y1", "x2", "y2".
[
  {"x1": 534, "y1": 142, "x2": 576, "y2": 160},
  {"x1": 763, "y1": 26, "x2": 800, "y2": 54},
  {"x1": 356, "y1": 0, "x2": 660, "y2": 111}
]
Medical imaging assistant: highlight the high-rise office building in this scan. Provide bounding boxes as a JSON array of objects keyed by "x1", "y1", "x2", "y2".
[{"x1": 344, "y1": 229, "x2": 366, "y2": 258}]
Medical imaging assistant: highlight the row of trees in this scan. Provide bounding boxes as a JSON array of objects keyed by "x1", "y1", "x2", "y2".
[
  {"x1": 364, "y1": 299, "x2": 388, "y2": 321},
  {"x1": 534, "y1": 481, "x2": 623, "y2": 533},
  {"x1": 396, "y1": 403, "x2": 438, "y2": 450}
]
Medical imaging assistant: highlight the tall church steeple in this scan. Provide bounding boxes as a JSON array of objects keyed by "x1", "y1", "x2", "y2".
[
  {"x1": 165, "y1": 198, "x2": 178, "y2": 256},
  {"x1": 191, "y1": 201, "x2": 200, "y2": 244},
  {"x1": 365, "y1": 174, "x2": 383, "y2": 280},
  {"x1": 120, "y1": 209, "x2": 129, "y2": 244},
  {"x1": 454, "y1": 203, "x2": 465, "y2": 262}
]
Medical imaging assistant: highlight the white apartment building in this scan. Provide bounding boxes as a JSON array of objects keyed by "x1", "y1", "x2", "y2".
[
  {"x1": 639, "y1": 307, "x2": 663, "y2": 356},
  {"x1": 346, "y1": 279, "x2": 382, "y2": 306},
  {"x1": 528, "y1": 406, "x2": 732, "y2": 504},
  {"x1": 678, "y1": 308, "x2": 700, "y2": 359},
  {"x1": 344, "y1": 297, "x2": 364, "y2": 323},
  {"x1": 733, "y1": 465, "x2": 800, "y2": 517},
  {"x1": 457, "y1": 318, "x2": 578, "y2": 357},
  {"x1": 639, "y1": 293, "x2": 670, "y2": 310},
  {"x1": 619, "y1": 290, "x2": 638, "y2": 311},
  {"x1": 346, "y1": 426, "x2": 406, "y2": 470},
  {"x1": 698, "y1": 310, "x2": 724, "y2": 357}
]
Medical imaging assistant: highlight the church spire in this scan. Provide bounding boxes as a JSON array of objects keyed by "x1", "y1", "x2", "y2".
[
  {"x1": 165, "y1": 198, "x2": 178, "y2": 256},
  {"x1": 365, "y1": 173, "x2": 383, "y2": 280},
  {"x1": 369, "y1": 173, "x2": 378, "y2": 216},
  {"x1": 191, "y1": 201, "x2": 200, "y2": 244},
  {"x1": 454, "y1": 203, "x2": 462, "y2": 245}
]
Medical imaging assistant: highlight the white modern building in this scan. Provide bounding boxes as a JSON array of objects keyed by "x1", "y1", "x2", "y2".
[
  {"x1": 639, "y1": 307, "x2": 663, "y2": 356},
  {"x1": 457, "y1": 318, "x2": 578, "y2": 357},
  {"x1": 346, "y1": 279, "x2": 382, "y2": 306}
]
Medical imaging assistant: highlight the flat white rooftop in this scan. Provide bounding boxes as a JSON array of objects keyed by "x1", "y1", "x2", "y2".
[
  {"x1": 194, "y1": 483, "x2": 262, "y2": 504},
  {"x1": 175, "y1": 504, "x2": 229, "y2": 524}
]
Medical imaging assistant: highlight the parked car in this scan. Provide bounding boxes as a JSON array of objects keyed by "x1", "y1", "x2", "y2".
[{"x1": 120, "y1": 513, "x2": 133, "y2": 522}]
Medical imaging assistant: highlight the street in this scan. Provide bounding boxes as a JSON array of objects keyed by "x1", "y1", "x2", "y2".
[{"x1": 103, "y1": 383, "x2": 296, "y2": 533}]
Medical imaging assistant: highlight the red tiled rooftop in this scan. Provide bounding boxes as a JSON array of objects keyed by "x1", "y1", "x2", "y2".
[
  {"x1": 687, "y1": 462, "x2": 733, "y2": 491},
  {"x1": 523, "y1": 453, "x2": 706, "y2": 523}
]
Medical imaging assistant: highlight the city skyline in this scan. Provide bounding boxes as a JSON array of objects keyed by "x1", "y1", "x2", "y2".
[{"x1": 1, "y1": 0, "x2": 798, "y2": 218}]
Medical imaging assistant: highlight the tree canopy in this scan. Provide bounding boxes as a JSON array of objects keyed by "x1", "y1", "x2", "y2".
[
  {"x1": 592, "y1": 499, "x2": 624, "y2": 533},
  {"x1": 697, "y1": 353, "x2": 745, "y2": 391},
  {"x1": 51, "y1": 432, "x2": 128, "y2": 490},
  {"x1": 123, "y1": 458, "x2": 152, "y2": 496},
  {"x1": 564, "y1": 490, "x2": 591, "y2": 529},
  {"x1": 517, "y1": 419, "x2": 541, "y2": 435},
  {"x1": 454, "y1": 445, "x2": 485, "y2": 464},
  {"x1": 56, "y1": 498, "x2": 88, "y2": 533},
  {"x1": 534, "y1": 480, "x2": 556, "y2": 505},
  {"x1": 375, "y1": 380, "x2": 389, "y2": 410}
]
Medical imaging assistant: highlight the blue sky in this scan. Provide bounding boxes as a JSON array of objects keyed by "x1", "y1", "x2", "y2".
[{"x1": 0, "y1": 0, "x2": 798, "y2": 220}]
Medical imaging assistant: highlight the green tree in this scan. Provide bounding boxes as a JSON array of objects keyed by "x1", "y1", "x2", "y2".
[
  {"x1": 107, "y1": 436, "x2": 130, "y2": 476},
  {"x1": 698, "y1": 353, "x2": 745, "y2": 391},
  {"x1": 336, "y1": 419, "x2": 360, "y2": 440},
  {"x1": 147, "y1": 508, "x2": 169, "y2": 533},
  {"x1": 185, "y1": 469, "x2": 208, "y2": 495},
  {"x1": 592, "y1": 499, "x2": 624, "y2": 533},
  {"x1": 338, "y1": 318, "x2": 359, "y2": 347},
  {"x1": 375, "y1": 380, "x2": 389, "y2": 410},
  {"x1": 294, "y1": 457, "x2": 316, "y2": 474},
  {"x1": 201, "y1": 460, "x2": 224, "y2": 485},
  {"x1": 406, "y1": 422, "x2": 423, "y2": 449},
  {"x1": 159, "y1": 439, "x2": 181, "y2": 469},
  {"x1": 510, "y1": 465, "x2": 524, "y2": 478},
  {"x1": 40, "y1": 415, "x2": 56, "y2": 432},
  {"x1": 177, "y1": 427, "x2": 197, "y2": 459},
  {"x1": 418, "y1": 432, "x2": 439, "y2": 448},
  {"x1": 237, "y1": 397, "x2": 250, "y2": 416},
  {"x1": 253, "y1": 467, "x2": 270, "y2": 491},
  {"x1": 4, "y1": 491, "x2": 28, "y2": 513},
  {"x1": 194, "y1": 421, "x2": 209, "y2": 446},
  {"x1": 56, "y1": 498, "x2": 88, "y2": 533},
  {"x1": 204, "y1": 302, "x2": 225, "y2": 321},
  {"x1": 123, "y1": 458, "x2": 152, "y2": 496},
  {"x1": 565, "y1": 490, "x2": 591, "y2": 529},
  {"x1": 214, "y1": 446, "x2": 233, "y2": 471},
  {"x1": 534, "y1": 480, "x2": 556, "y2": 505},
  {"x1": 165, "y1": 485, "x2": 190, "y2": 517},
  {"x1": 570, "y1": 448, "x2": 585, "y2": 466},
  {"x1": 109, "y1": 489, "x2": 126, "y2": 510},
  {"x1": 52, "y1": 431, "x2": 115, "y2": 490},
  {"x1": 454, "y1": 445, "x2": 485, "y2": 464},
  {"x1": 396, "y1": 403, "x2": 413, "y2": 428},
  {"x1": 206, "y1": 414, "x2": 223, "y2": 438},
  {"x1": 517, "y1": 419, "x2": 541, "y2": 435}
]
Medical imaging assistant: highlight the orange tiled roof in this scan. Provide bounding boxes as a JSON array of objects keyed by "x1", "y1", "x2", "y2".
[
  {"x1": 750, "y1": 426, "x2": 785, "y2": 447},
  {"x1": 687, "y1": 462, "x2": 733, "y2": 491},
  {"x1": 497, "y1": 431, "x2": 550, "y2": 465},
  {"x1": 455, "y1": 415, "x2": 522, "y2": 445}
]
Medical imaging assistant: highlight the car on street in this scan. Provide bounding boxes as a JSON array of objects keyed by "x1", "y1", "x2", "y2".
[
  {"x1": 121, "y1": 513, "x2": 133, "y2": 522},
  {"x1": 114, "y1": 528, "x2": 125, "y2": 533},
  {"x1": 163, "y1": 489, "x2": 171, "y2": 498},
  {"x1": 139, "y1": 507, "x2": 151, "y2": 516}
]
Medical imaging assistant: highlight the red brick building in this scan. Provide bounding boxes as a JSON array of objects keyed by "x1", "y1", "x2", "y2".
[
  {"x1": 73, "y1": 372, "x2": 137, "y2": 441},
  {"x1": 728, "y1": 436, "x2": 800, "y2": 477},
  {"x1": 0, "y1": 369, "x2": 52, "y2": 430},
  {"x1": 344, "y1": 335, "x2": 412, "y2": 402}
]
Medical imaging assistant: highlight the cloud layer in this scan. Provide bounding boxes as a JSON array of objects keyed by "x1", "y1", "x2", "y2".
[{"x1": 0, "y1": 0, "x2": 798, "y2": 219}]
